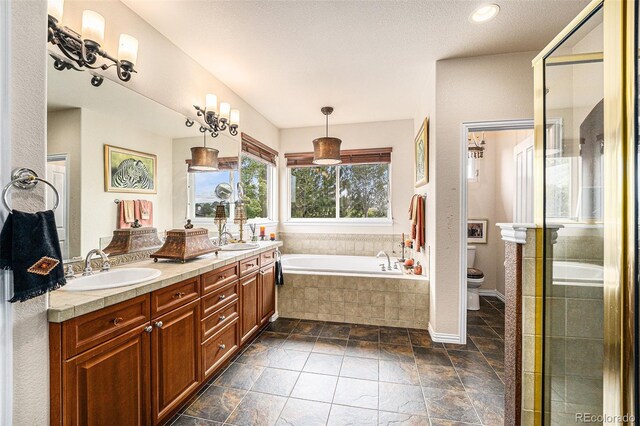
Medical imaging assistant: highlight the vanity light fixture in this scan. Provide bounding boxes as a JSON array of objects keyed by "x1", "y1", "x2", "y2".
[
  {"x1": 189, "y1": 133, "x2": 220, "y2": 172},
  {"x1": 47, "y1": 0, "x2": 138, "y2": 87},
  {"x1": 468, "y1": 132, "x2": 486, "y2": 159},
  {"x1": 313, "y1": 107, "x2": 342, "y2": 165},
  {"x1": 470, "y1": 4, "x2": 500, "y2": 23},
  {"x1": 185, "y1": 95, "x2": 240, "y2": 138}
]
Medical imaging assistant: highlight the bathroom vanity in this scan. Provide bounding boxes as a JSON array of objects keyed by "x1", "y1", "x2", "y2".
[{"x1": 48, "y1": 242, "x2": 280, "y2": 426}]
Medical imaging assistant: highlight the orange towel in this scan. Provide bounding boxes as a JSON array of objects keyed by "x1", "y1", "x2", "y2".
[{"x1": 117, "y1": 200, "x2": 135, "y2": 229}]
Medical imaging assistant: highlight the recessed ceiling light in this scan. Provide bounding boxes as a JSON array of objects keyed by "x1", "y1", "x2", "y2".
[{"x1": 470, "y1": 4, "x2": 500, "y2": 23}]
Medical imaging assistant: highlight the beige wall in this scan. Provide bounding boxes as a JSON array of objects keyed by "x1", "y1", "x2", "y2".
[
  {"x1": 80, "y1": 109, "x2": 174, "y2": 252},
  {"x1": 278, "y1": 119, "x2": 414, "y2": 235},
  {"x1": 427, "y1": 52, "x2": 535, "y2": 338},
  {"x1": 59, "y1": 0, "x2": 279, "y2": 153},
  {"x1": 47, "y1": 108, "x2": 82, "y2": 257},
  {"x1": 10, "y1": 1, "x2": 50, "y2": 424},
  {"x1": 468, "y1": 129, "x2": 532, "y2": 296}
]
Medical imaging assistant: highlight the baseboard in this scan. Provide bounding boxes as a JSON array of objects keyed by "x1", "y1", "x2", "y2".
[
  {"x1": 269, "y1": 312, "x2": 279, "y2": 322},
  {"x1": 478, "y1": 289, "x2": 505, "y2": 303},
  {"x1": 428, "y1": 322, "x2": 463, "y2": 344}
]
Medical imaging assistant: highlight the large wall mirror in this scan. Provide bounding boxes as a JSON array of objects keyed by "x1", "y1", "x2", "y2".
[{"x1": 46, "y1": 58, "x2": 240, "y2": 260}]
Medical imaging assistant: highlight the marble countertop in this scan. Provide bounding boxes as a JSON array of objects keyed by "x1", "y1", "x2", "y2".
[{"x1": 48, "y1": 241, "x2": 283, "y2": 323}]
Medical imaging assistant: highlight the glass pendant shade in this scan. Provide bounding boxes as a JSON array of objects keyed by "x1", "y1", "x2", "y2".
[
  {"x1": 312, "y1": 137, "x2": 342, "y2": 165},
  {"x1": 189, "y1": 146, "x2": 219, "y2": 171}
]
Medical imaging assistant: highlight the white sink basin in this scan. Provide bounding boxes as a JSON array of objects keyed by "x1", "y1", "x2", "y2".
[
  {"x1": 220, "y1": 243, "x2": 260, "y2": 251},
  {"x1": 61, "y1": 268, "x2": 161, "y2": 291}
]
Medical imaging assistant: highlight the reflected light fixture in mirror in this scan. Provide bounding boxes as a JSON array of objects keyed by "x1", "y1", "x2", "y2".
[
  {"x1": 312, "y1": 106, "x2": 342, "y2": 165},
  {"x1": 189, "y1": 133, "x2": 219, "y2": 172},
  {"x1": 186, "y1": 95, "x2": 239, "y2": 137},
  {"x1": 47, "y1": 0, "x2": 138, "y2": 87},
  {"x1": 469, "y1": 4, "x2": 500, "y2": 23}
]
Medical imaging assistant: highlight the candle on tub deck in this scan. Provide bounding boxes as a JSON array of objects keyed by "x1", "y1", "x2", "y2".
[
  {"x1": 269, "y1": 233, "x2": 276, "y2": 241},
  {"x1": 405, "y1": 239, "x2": 412, "y2": 248},
  {"x1": 259, "y1": 226, "x2": 266, "y2": 237}
]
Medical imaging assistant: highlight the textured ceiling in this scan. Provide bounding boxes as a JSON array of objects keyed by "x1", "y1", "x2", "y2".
[{"x1": 122, "y1": 0, "x2": 589, "y2": 128}]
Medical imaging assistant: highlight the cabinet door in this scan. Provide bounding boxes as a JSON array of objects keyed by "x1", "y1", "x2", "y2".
[
  {"x1": 152, "y1": 299, "x2": 201, "y2": 424},
  {"x1": 259, "y1": 264, "x2": 276, "y2": 325},
  {"x1": 240, "y1": 272, "x2": 260, "y2": 344},
  {"x1": 63, "y1": 324, "x2": 151, "y2": 426}
]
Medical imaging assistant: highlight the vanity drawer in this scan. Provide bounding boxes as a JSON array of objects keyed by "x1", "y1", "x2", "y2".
[
  {"x1": 202, "y1": 263, "x2": 239, "y2": 295},
  {"x1": 62, "y1": 295, "x2": 150, "y2": 359},
  {"x1": 260, "y1": 250, "x2": 277, "y2": 266},
  {"x1": 151, "y1": 276, "x2": 200, "y2": 318},
  {"x1": 202, "y1": 300, "x2": 239, "y2": 342},
  {"x1": 239, "y1": 256, "x2": 259, "y2": 277},
  {"x1": 202, "y1": 318, "x2": 239, "y2": 379},
  {"x1": 201, "y1": 280, "x2": 239, "y2": 318}
]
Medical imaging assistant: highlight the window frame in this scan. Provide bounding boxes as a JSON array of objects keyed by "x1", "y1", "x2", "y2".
[{"x1": 285, "y1": 162, "x2": 393, "y2": 226}]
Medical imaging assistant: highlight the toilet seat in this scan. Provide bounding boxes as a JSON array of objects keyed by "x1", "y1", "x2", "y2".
[{"x1": 466, "y1": 267, "x2": 484, "y2": 310}]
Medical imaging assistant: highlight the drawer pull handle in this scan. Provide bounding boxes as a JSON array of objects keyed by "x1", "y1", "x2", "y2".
[
  {"x1": 173, "y1": 292, "x2": 185, "y2": 299},
  {"x1": 219, "y1": 294, "x2": 226, "y2": 300},
  {"x1": 219, "y1": 315, "x2": 226, "y2": 321},
  {"x1": 219, "y1": 344, "x2": 226, "y2": 350},
  {"x1": 245, "y1": 264, "x2": 254, "y2": 268},
  {"x1": 144, "y1": 325, "x2": 153, "y2": 333},
  {"x1": 218, "y1": 275, "x2": 225, "y2": 281},
  {"x1": 155, "y1": 321, "x2": 163, "y2": 328},
  {"x1": 112, "y1": 317, "x2": 124, "y2": 326}
]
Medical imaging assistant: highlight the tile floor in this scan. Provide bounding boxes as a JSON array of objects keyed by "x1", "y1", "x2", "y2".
[{"x1": 167, "y1": 296, "x2": 505, "y2": 426}]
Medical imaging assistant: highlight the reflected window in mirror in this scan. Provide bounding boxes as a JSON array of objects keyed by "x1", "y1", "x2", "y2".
[
  {"x1": 189, "y1": 170, "x2": 239, "y2": 221},
  {"x1": 240, "y1": 154, "x2": 276, "y2": 222}
]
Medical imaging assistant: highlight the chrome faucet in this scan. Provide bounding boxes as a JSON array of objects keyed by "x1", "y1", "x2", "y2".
[
  {"x1": 376, "y1": 250, "x2": 391, "y2": 270},
  {"x1": 83, "y1": 249, "x2": 110, "y2": 276},
  {"x1": 217, "y1": 224, "x2": 234, "y2": 246}
]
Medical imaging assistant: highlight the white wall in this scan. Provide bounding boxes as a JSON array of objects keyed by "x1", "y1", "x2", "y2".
[
  {"x1": 468, "y1": 129, "x2": 532, "y2": 296},
  {"x1": 278, "y1": 119, "x2": 414, "y2": 235},
  {"x1": 10, "y1": 1, "x2": 50, "y2": 424},
  {"x1": 428, "y1": 52, "x2": 535, "y2": 338},
  {"x1": 59, "y1": 0, "x2": 279, "y2": 153},
  {"x1": 80, "y1": 109, "x2": 174, "y2": 252},
  {"x1": 47, "y1": 109, "x2": 82, "y2": 257}
]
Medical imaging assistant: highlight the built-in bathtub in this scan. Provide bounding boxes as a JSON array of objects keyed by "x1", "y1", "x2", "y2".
[
  {"x1": 277, "y1": 253, "x2": 429, "y2": 329},
  {"x1": 552, "y1": 261, "x2": 603, "y2": 287}
]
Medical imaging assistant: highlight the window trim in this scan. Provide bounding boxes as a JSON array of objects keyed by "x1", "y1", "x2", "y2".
[{"x1": 284, "y1": 162, "x2": 393, "y2": 226}]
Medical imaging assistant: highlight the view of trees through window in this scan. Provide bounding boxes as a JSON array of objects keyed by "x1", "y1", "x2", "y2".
[
  {"x1": 290, "y1": 163, "x2": 390, "y2": 219},
  {"x1": 193, "y1": 170, "x2": 237, "y2": 219},
  {"x1": 241, "y1": 155, "x2": 269, "y2": 219}
]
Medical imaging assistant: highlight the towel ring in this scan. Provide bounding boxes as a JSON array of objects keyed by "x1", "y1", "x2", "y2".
[{"x1": 2, "y1": 168, "x2": 60, "y2": 212}]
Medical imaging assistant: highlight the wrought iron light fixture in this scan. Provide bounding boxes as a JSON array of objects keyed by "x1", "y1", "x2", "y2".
[
  {"x1": 189, "y1": 133, "x2": 219, "y2": 172},
  {"x1": 47, "y1": 0, "x2": 138, "y2": 87},
  {"x1": 313, "y1": 107, "x2": 342, "y2": 165},
  {"x1": 467, "y1": 132, "x2": 486, "y2": 159},
  {"x1": 185, "y1": 94, "x2": 240, "y2": 138}
]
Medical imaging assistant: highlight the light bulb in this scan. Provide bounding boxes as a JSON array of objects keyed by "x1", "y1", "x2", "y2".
[
  {"x1": 470, "y1": 4, "x2": 500, "y2": 23},
  {"x1": 118, "y1": 34, "x2": 138, "y2": 65},
  {"x1": 82, "y1": 10, "x2": 105, "y2": 45},
  {"x1": 48, "y1": 0, "x2": 64, "y2": 22},
  {"x1": 219, "y1": 102, "x2": 231, "y2": 121},
  {"x1": 230, "y1": 109, "x2": 240, "y2": 126},
  {"x1": 205, "y1": 94, "x2": 218, "y2": 113}
]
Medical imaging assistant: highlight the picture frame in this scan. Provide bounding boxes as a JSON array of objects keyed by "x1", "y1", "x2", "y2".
[
  {"x1": 414, "y1": 117, "x2": 429, "y2": 187},
  {"x1": 104, "y1": 144, "x2": 157, "y2": 194},
  {"x1": 467, "y1": 219, "x2": 488, "y2": 244}
]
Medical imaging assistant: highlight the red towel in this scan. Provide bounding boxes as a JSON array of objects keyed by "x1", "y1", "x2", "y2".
[{"x1": 416, "y1": 195, "x2": 425, "y2": 249}]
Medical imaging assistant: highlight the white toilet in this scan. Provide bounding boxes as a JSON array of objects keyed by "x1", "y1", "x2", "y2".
[{"x1": 467, "y1": 246, "x2": 484, "y2": 311}]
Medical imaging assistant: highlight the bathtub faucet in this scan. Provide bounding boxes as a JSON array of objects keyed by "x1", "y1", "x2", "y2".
[{"x1": 376, "y1": 251, "x2": 391, "y2": 270}]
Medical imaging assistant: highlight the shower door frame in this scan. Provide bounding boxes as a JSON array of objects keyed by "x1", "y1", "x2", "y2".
[{"x1": 531, "y1": 0, "x2": 637, "y2": 422}]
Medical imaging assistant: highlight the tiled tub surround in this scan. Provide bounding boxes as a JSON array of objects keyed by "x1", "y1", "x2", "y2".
[
  {"x1": 48, "y1": 241, "x2": 283, "y2": 322},
  {"x1": 278, "y1": 273, "x2": 428, "y2": 329},
  {"x1": 279, "y1": 232, "x2": 404, "y2": 257}
]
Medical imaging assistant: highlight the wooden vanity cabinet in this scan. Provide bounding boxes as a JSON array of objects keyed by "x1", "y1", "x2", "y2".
[
  {"x1": 51, "y1": 251, "x2": 278, "y2": 426},
  {"x1": 240, "y1": 272, "x2": 260, "y2": 344},
  {"x1": 151, "y1": 298, "x2": 201, "y2": 423},
  {"x1": 259, "y1": 263, "x2": 276, "y2": 326}
]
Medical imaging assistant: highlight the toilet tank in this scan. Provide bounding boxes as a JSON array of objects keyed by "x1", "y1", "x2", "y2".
[{"x1": 467, "y1": 246, "x2": 476, "y2": 267}]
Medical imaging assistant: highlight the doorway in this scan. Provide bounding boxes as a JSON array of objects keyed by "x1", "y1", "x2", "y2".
[
  {"x1": 47, "y1": 154, "x2": 69, "y2": 259},
  {"x1": 460, "y1": 120, "x2": 534, "y2": 339}
]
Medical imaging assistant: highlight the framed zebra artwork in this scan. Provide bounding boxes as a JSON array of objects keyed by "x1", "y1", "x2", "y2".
[{"x1": 104, "y1": 145, "x2": 157, "y2": 194}]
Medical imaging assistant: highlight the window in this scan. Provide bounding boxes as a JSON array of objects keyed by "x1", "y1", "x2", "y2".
[
  {"x1": 241, "y1": 154, "x2": 273, "y2": 220},
  {"x1": 286, "y1": 148, "x2": 392, "y2": 222},
  {"x1": 190, "y1": 169, "x2": 238, "y2": 220}
]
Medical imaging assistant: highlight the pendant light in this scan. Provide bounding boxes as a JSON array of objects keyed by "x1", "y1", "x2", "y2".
[
  {"x1": 313, "y1": 106, "x2": 342, "y2": 165},
  {"x1": 190, "y1": 133, "x2": 219, "y2": 171}
]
